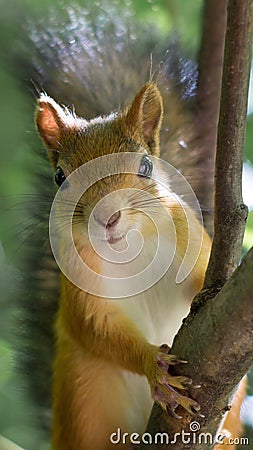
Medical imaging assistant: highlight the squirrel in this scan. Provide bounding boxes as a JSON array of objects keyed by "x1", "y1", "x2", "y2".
[
  {"x1": 35, "y1": 82, "x2": 247, "y2": 450},
  {"x1": 14, "y1": 3, "x2": 247, "y2": 450},
  {"x1": 35, "y1": 82, "x2": 211, "y2": 450}
]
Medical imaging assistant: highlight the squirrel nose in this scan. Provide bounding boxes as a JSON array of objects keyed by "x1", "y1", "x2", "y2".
[
  {"x1": 106, "y1": 211, "x2": 121, "y2": 228},
  {"x1": 94, "y1": 210, "x2": 121, "y2": 228}
]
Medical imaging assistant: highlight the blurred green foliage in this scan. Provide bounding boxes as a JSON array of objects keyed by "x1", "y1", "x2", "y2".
[
  {"x1": 0, "y1": 1, "x2": 252, "y2": 449},
  {"x1": 245, "y1": 112, "x2": 253, "y2": 164}
]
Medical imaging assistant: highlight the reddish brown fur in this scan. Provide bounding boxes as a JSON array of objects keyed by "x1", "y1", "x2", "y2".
[{"x1": 35, "y1": 83, "x2": 243, "y2": 450}]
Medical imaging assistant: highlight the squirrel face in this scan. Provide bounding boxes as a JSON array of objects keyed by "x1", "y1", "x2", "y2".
[
  {"x1": 35, "y1": 83, "x2": 170, "y2": 249},
  {"x1": 35, "y1": 84, "x2": 187, "y2": 285},
  {"x1": 35, "y1": 83, "x2": 206, "y2": 296}
]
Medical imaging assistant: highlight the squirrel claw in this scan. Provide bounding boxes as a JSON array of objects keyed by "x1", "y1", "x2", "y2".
[
  {"x1": 149, "y1": 349, "x2": 200, "y2": 418},
  {"x1": 156, "y1": 353, "x2": 187, "y2": 367},
  {"x1": 167, "y1": 404, "x2": 183, "y2": 420},
  {"x1": 162, "y1": 374, "x2": 193, "y2": 390},
  {"x1": 154, "y1": 383, "x2": 200, "y2": 418}
]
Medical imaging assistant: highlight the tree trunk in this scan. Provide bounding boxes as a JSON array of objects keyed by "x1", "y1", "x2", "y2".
[{"x1": 143, "y1": 1, "x2": 253, "y2": 448}]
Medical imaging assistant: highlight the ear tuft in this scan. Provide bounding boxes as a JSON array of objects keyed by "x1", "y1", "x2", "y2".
[
  {"x1": 35, "y1": 95, "x2": 70, "y2": 151},
  {"x1": 125, "y1": 83, "x2": 163, "y2": 154}
]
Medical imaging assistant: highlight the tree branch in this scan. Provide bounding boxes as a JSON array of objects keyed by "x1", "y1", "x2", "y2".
[
  {"x1": 196, "y1": 0, "x2": 227, "y2": 118},
  {"x1": 195, "y1": 0, "x2": 227, "y2": 234},
  {"x1": 143, "y1": 1, "x2": 253, "y2": 448},
  {"x1": 144, "y1": 247, "x2": 253, "y2": 450},
  {"x1": 204, "y1": 0, "x2": 252, "y2": 288}
]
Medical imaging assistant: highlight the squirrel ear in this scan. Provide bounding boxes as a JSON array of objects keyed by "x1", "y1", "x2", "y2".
[
  {"x1": 125, "y1": 83, "x2": 163, "y2": 154},
  {"x1": 35, "y1": 95, "x2": 70, "y2": 151}
]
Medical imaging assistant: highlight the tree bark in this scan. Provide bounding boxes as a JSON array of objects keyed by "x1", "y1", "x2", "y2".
[
  {"x1": 143, "y1": 0, "x2": 253, "y2": 448},
  {"x1": 144, "y1": 248, "x2": 253, "y2": 450},
  {"x1": 195, "y1": 0, "x2": 227, "y2": 234},
  {"x1": 204, "y1": 0, "x2": 252, "y2": 288}
]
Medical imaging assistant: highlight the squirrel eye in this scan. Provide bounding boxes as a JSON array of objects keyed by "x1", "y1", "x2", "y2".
[
  {"x1": 55, "y1": 166, "x2": 66, "y2": 186},
  {"x1": 138, "y1": 155, "x2": 153, "y2": 178}
]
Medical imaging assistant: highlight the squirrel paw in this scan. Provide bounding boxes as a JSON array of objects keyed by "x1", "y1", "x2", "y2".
[{"x1": 145, "y1": 346, "x2": 200, "y2": 419}]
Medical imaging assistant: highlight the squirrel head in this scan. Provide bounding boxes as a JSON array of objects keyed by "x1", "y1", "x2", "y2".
[
  {"x1": 35, "y1": 83, "x2": 173, "y2": 265},
  {"x1": 34, "y1": 84, "x2": 203, "y2": 287}
]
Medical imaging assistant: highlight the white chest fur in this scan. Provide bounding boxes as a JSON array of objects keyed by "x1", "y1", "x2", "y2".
[{"x1": 102, "y1": 233, "x2": 195, "y2": 346}]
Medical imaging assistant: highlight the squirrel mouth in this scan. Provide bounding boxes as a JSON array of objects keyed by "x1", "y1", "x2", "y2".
[{"x1": 107, "y1": 234, "x2": 125, "y2": 244}]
